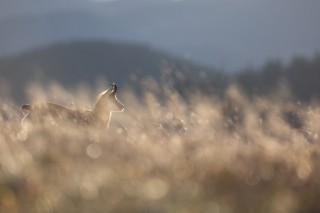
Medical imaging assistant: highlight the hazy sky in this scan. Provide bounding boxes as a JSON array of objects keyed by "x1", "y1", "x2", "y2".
[{"x1": 1, "y1": 0, "x2": 320, "y2": 71}]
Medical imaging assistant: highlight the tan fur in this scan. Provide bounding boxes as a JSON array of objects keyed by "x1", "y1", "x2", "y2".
[{"x1": 21, "y1": 84, "x2": 124, "y2": 128}]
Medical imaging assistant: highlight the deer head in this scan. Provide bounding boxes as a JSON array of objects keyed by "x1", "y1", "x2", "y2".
[{"x1": 93, "y1": 83, "x2": 124, "y2": 121}]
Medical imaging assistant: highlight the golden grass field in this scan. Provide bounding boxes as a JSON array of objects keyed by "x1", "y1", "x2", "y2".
[{"x1": 0, "y1": 81, "x2": 320, "y2": 213}]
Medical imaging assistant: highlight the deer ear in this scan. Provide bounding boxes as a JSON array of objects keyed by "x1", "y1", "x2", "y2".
[
  {"x1": 110, "y1": 83, "x2": 117, "y2": 95},
  {"x1": 104, "y1": 83, "x2": 117, "y2": 95},
  {"x1": 112, "y1": 84, "x2": 117, "y2": 94}
]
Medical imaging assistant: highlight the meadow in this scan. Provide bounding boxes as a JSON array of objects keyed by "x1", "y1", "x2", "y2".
[{"x1": 0, "y1": 80, "x2": 320, "y2": 213}]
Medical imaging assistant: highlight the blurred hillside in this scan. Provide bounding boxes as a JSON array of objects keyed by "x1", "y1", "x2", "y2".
[
  {"x1": 0, "y1": 40, "x2": 320, "y2": 102},
  {"x1": 234, "y1": 54, "x2": 320, "y2": 102},
  {"x1": 0, "y1": 40, "x2": 212, "y2": 101}
]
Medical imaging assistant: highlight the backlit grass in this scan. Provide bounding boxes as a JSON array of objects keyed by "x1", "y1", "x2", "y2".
[{"x1": 0, "y1": 81, "x2": 320, "y2": 213}]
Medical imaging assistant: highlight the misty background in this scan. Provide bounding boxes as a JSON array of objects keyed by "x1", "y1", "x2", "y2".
[{"x1": 1, "y1": 0, "x2": 320, "y2": 101}]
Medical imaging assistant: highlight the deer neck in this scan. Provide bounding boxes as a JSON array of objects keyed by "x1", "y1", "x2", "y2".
[{"x1": 92, "y1": 101, "x2": 111, "y2": 122}]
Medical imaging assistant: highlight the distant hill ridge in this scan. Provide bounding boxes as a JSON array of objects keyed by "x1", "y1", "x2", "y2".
[
  {"x1": 1, "y1": 40, "x2": 320, "y2": 103},
  {"x1": 0, "y1": 40, "x2": 209, "y2": 100},
  {"x1": 0, "y1": 40, "x2": 168, "y2": 83}
]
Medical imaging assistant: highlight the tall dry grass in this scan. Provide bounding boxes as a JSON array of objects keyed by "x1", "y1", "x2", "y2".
[{"x1": 0, "y1": 81, "x2": 320, "y2": 213}]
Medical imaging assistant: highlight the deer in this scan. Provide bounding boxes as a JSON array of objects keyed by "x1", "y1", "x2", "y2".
[{"x1": 21, "y1": 83, "x2": 124, "y2": 128}]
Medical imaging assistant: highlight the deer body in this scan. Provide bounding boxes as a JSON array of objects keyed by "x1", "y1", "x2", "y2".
[{"x1": 21, "y1": 84, "x2": 124, "y2": 128}]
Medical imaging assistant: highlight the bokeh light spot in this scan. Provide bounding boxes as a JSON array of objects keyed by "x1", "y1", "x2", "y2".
[
  {"x1": 86, "y1": 143, "x2": 102, "y2": 159},
  {"x1": 143, "y1": 178, "x2": 169, "y2": 200}
]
